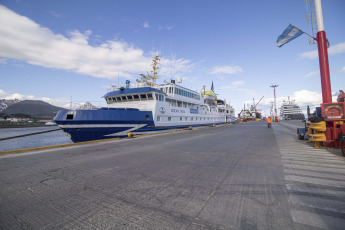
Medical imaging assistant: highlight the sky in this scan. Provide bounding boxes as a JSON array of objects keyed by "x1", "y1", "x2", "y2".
[{"x1": 0, "y1": 0, "x2": 344, "y2": 116}]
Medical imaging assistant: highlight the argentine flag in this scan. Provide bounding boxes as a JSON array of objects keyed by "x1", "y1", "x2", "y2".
[{"x1": 276, "y1": 24, "x2": 304, "y2": 47}]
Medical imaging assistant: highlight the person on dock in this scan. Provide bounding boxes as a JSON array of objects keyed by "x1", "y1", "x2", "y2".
[{"x1": 266, "y1": 117, "x2": 272, "y2": 128}]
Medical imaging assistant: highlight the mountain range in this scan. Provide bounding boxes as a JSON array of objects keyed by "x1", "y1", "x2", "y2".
[
  {"x1": 0, "y1": 99, "x2": 99, "y2": 119},
  {"x1": 0, "y1": 100, "x2": 64, "y2": 118}
]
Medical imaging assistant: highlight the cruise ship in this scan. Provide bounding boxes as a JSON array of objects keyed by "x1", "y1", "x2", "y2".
[
  {"x1": 54, "y1": 55, "x2": 236, "y2": 142},
  {"x1": 279, "y1": 97, "x2": 305, "y2": 120}
]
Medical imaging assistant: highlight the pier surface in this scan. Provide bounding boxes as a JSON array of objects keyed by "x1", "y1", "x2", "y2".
[{"x1": 1, "y1": 121, "x2": 345, "y2": 229}]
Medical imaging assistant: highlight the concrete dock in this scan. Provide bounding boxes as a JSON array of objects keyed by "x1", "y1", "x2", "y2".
[{"x1": 1, "y1": 121, "x2": 345, "y2": 229}]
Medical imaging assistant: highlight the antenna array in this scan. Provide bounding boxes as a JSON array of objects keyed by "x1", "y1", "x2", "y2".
[{"x1": 304, "y1": 0, "x2": 317, "y2": 44}]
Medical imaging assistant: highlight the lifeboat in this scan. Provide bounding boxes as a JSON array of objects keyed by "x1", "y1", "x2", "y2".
[{"x1": 202, "y1": 90, "x2": 216, "y2": 101}]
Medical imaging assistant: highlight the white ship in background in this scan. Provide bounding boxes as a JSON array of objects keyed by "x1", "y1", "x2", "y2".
[
  {"x1": 279, "y1": 97, "x2": 305, "y2": 120},
  {"x1": 55, "y1": 55, "x2": 237, "y2": 142}
]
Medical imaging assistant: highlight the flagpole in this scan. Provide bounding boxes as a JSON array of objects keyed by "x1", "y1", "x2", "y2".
[
  {"x1": 291, "y1": 24, "x2": 315, "y2": 40},
  {"x1": 314, "y1": 0, "x2": 332, "y2": 103}
]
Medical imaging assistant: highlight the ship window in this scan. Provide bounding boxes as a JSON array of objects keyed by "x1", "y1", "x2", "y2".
[
  {"x1": 156, "y1": 94, "x2": 164, "y2": 101},
  {"x1": 191, "y1": 117, "x2": 193, "y2": 121},
  {"x1": 185, "y1": 117, "x2": 187, "y2": 121},
  {"x1": 157, "y1": 116, "x2": 160, "y2": 121},
  {"x1": 169, "y1": 87, "x2": 172, "y2": 93},
  {"x1": 121, "y1": 96, "x2": 127, "y2": 100},
  {"x1": 168, "y1": 117, "x2": 171, "y2": 121},
  {"x1": 127, "y1": 95, "x2": 133, "y2": 100},
  {"x1": 180, "y1": 117, "x2": 182, "y2": 121},
  {"x1": 112, "y1": 97, "x2": 116, "y2": 102},
  {"x1": 140, "y1": 94, "x2": 147, "y2": 99},
  {"x1": 146, "y1": 115, "x2": 150, "y2": 120},
  {"x1": 147, "y1": 94, "x2": 153, "y2": 100},
  {"x1": 133, "y1": 95, "x2": 140, "y2": 100},
  {"x1": 66, "y1": 114, "x2": 74, "y2": 120},
  {"x1": 116, "y1": 96, "x2": 121, "y2": 101}
]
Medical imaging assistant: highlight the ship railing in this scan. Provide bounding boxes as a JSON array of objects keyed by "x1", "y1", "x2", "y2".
[{"x1": 106, "y1": 82, "x2": 150, "y2": 93}]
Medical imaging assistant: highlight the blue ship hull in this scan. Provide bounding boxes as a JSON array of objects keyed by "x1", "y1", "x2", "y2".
[{"x1": 54, "y1": 108, "x2": 154, "y2": 142}]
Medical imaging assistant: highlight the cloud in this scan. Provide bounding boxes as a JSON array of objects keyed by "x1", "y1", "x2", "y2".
[
  {"x1": 143, "y1": 21, "x2": 149, "y2": 28},
  {"x1": 0, "y1": 89, "x2": 70, "y2": 107},
  {"x1": 210, "y1": 65, "x2": 243, "y2": 75},
  {"x1": 0, "y1": 58, "x2": 7, "y2": 64},
  {"x1": 0, "y1": 6, "x2": 192, "y2": 80},
  {"x1": 220, "y1": 81, "x2": 245, "y2": 89},
  {"x1": 300, "y1": 42, "x2": 345, "y2": 59},
  {"x1": 159, "y1": 56, "x2": 194, "y2": 77},
  {"x1": 158, "y1": 25, "x2": 174, "y2": 30},
  {"x1": 47, "y1": 10, "x2": 61, "y2": 19},
  {"x1": 304, "y1": 70, "x2": 319, "y2": 78},
  {"x1": 252, "y1": 89, "x2": 339, "y2": 117}
]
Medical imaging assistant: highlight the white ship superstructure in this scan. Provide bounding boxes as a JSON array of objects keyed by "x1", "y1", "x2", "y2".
[
  {"x1": 279, "y1": 97, "x2": 304, "y2": 120},
  {"x1": 55, "y1": 55, "x2": 236, "y2": 142}
]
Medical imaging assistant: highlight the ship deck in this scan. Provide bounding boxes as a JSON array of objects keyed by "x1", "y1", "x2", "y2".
[{"x1": 1, "y1": 120, "x2": 345, "y2": 229}]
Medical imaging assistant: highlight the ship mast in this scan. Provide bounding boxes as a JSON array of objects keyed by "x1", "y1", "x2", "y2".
[{"x1": 138, "y1": 55, "x2": 161, "y2": 87}]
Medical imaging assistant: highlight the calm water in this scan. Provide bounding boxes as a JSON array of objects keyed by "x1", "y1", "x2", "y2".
[{"x1": 0, "y1": 126, "x2": 72, "y2": 152}]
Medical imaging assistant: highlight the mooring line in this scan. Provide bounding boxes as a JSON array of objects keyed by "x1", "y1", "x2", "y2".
[{"x1": 0, "y1": 128, "x2": 61, "y2": 141}]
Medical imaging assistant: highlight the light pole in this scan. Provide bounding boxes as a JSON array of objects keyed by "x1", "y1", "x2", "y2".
[{"x1": 270, "y1": 85, "x2": 279, "y2": 122}]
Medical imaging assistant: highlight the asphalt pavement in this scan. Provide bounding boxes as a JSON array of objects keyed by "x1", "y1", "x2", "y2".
[{"x1": 1, "y1": 120, "x2": 344, "y2": 229}]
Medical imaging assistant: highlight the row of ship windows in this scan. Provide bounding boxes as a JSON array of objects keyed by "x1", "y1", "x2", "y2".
[
  {"x1": 106, "y1": 93, "x2": 164, "y2": 103},
  {"x1": 157, "y1": 116, "x2": 221, "y2": 122},
  {"x1": 160, "y1": 87, "x2": 200, "y2": 100}
]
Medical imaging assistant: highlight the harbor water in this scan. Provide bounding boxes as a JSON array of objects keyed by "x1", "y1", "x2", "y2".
[
  {"x1": 0, "y1": 126, "x2": 183, "y2": 152},
  {"x1": 0, "y1": 126, "x2": 72, "y2": 152}
]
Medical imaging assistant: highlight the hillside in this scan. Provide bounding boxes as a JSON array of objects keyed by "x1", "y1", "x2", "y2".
[
  {"x1": 0, "y1": 99, "x2": 21, "y2": 112},
  {"x1": 1, "y1": 100, "x2": 64, "y2": 118}
]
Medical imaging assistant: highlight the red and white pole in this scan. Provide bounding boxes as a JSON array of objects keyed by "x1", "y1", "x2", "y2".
[{"x1": 314, "y1": 0, "x2": 332, "y2": 103}]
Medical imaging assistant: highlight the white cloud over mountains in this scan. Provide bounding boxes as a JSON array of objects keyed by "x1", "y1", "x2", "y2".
[
  {"x1": 0, "y1": 89, "x2": 69, "y2": 107},
  {"x1": 0, "y1": 5, "x2": 192, "y2": 80}
]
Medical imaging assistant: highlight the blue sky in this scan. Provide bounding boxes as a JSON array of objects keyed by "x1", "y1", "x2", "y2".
[{"x1": 0, "y1": 0, "x2": 344, "y2": 116}]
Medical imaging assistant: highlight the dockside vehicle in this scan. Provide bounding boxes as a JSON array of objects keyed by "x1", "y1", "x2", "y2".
[{"x1": 298, "y1": 90, "x2": 345, "y2": 156}]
